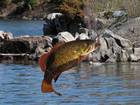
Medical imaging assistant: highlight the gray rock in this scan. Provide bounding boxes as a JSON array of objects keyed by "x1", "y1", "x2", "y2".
[
  {"x1": 88, "y1": 30, "x2": 98, "y2": 40},
  {"x1": 112, "y1": 17, "x2": 140, "y2": 43},
  {"x1": 0, "y1": 30, "x2": 13, "y2": 41},
  {"x1": 112, "y1": 10, "x2": 127, "y2": 18},
  {"x1": 127, "y1": 47, "x2": 140, "y2": 62},
  {"x1": 103, "y1": 29, "x2": 132, "y2": 48},
  {"x1": 130, "y1": 54, "x2": 140, "y2": 62},
  {"x1": 0, "y1": 36, "x2": 52, "y2": 56},
  {"x1": 95, "y1": 18, "x2": 106, "y2": 30},
  {"x1": 52, "y1": 31, "x2": 75, "y2": 46},
  {"x1": 89, "y1": 30, "x2": 133, "y2": 62},
  {"x1": 76, "y1": 33, "x2": 89, "y2": 40}
]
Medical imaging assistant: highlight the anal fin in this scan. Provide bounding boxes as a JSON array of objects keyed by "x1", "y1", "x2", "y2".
[{"x1": 54, "y1": 73, "x2": 61, "y2": 82}]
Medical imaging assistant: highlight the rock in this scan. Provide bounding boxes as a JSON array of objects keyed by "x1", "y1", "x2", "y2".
[
  {"x1": 0, "y1": 30, "x2": 13, "y2": 41},
  {"x1": 0, "y1": 36, "x2": 52, "y2": 60},
  {"x1": 88, "y1": 30, "x2": 98, "y2": 40},
  {"x1": 30, "y1": 46, "x2": 52, "y2": 60},
  {"x1": 130, "y1": 54, "x2": 140, "y2": 62},
  {"x1": 76, "y1": 33, "x2": 89, "y2": 40},
  {"x1": 43, "y1": 13, "x2": 63, "y2": 35},
  {"x1": 76, "y1": 28, "x2": 97, "y2": 40},
  {"x1": 133, "y1": 48, "x2": 140, "y2": 57},
  {"x1": 97, "y1": 10, "x2": 128, "y2": 29},
  {"x1": 95, "y1": 18, "x2": 106, "y2": 30},
  {"x1": 43, "y1": 13, "x2": 85, "y2": 35},
  {"x1": 89, "y1": 30, "x2": 133, "y2": 62},
  {"x1": 112, "y1": 10, "x2": 127, "y2": 18},
  {"x1": 103, "y1": 29, "x2": 132, "y2": 48},
  {"x1": 0, "y1": 31, "x2": 5, "y2": 41},
  {"x1": 112, "y1": 17, "x2": 140, "y2": 43},
  {"x1": 47, "y1": 13, "x2": 62, "y2": 20},
  {"x1": 78, "y1": 28, "x2": 89, "y2": 34},
  {"x1": 52, "y1": 31, "x2": 75, "y2": 45}
]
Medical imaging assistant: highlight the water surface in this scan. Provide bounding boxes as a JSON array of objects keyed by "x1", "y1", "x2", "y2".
[
  {"x1": 0, "y1": 20, "x2": 44, "y2": 36},
  {"x1": 0, "y1": 62, "x2": 140, "y2": 105}
]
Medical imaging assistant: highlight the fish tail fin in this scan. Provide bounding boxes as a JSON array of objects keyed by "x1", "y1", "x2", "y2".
[
  {"x1": 41, "y1": 79, "x2": 54, "y2": 93},
  {"x1": 41, "y1": 79, "x2": 62, "y2": 96}
]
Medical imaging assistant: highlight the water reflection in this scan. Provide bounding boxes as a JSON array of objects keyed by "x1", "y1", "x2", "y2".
[{"x1": 0, "y1": 62, "x2": 140, "y2": 105}]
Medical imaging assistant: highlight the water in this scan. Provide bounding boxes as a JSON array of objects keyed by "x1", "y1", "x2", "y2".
[
  {"x1": 0, "y1": 20, "x2": 140, "y2": 105},
  {"x1": 0, "y1": 20, "x2": 44, "y2": 36},
  {"x1": 0, "y1": 62, "x2": 140, "y2": 105}
]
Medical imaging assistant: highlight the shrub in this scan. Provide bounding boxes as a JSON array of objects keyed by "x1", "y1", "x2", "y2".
[{"x1": 58, "y1": 0, "x2": 84, "y2": 18}]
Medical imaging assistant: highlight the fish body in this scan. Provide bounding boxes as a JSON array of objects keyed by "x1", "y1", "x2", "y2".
[{"x1": 39, "y1": 39, "x2": 100, "y2": 95}]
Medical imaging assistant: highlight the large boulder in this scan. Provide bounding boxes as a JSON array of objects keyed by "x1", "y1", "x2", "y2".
[
  {"x1": 43, "y1": 13, "x2": 85, "y2": 35},
  {"x1": 90, "y1": 29, "x2": 133, "y2": 62},
  {"x1": 112, "y1": 17, "x2": 140, "y2": 43},
  {"x1": 103, "y1": 29, "x2": 132, "y2": 48},
  {"x1": 0, "y1": 36, "x2": 52, "y2": 60},
  {"x1": 43, "y1": 13, "x2": 63, "y2": 35}
]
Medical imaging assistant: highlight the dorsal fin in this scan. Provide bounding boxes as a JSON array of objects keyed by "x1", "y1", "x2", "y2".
[{"x1": 38, "y1": 42, "x2": 64, "y2": 72}]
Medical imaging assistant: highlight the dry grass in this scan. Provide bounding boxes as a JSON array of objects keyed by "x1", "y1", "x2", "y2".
[{"x1": 91, "y1": 0, "x2": 140, "y2": 17}]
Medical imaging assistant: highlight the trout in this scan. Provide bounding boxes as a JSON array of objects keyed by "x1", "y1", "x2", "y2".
[{"x1": 39, "y1": 37, "x2": 100, "y2": 96}]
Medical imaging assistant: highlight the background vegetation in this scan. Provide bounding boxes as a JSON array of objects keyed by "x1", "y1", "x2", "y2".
[
  {"x1": 0, "y1": 0, "x2": 140, "y2": 19},
  {"x1": 92, "y1": 0, "x2": 140, "y2": 17}
]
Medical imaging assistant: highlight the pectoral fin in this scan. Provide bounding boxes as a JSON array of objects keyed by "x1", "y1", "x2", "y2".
[{"x1": 39, "y1": 53, "x2": 50, "y2": 72}]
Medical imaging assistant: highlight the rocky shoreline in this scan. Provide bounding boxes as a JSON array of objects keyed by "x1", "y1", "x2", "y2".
[{"x1": 0, "y1": 11, "x2": 140, "y2": 63}]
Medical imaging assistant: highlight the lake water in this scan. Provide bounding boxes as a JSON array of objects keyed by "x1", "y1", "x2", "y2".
[
  {"x1": 0, "y1": 20, "x2": 140, "y2": 105},
  {"x1": 0, "y1": 20, "x2": 44, "y2": 36},
  {"x1": 0, "y1": 62, "x2": 140, "y2": 105}
]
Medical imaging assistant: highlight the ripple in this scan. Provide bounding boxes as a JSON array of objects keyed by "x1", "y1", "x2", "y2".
[{"x1": 0, "y1": 63, "x2": 140, "y2": 105}]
